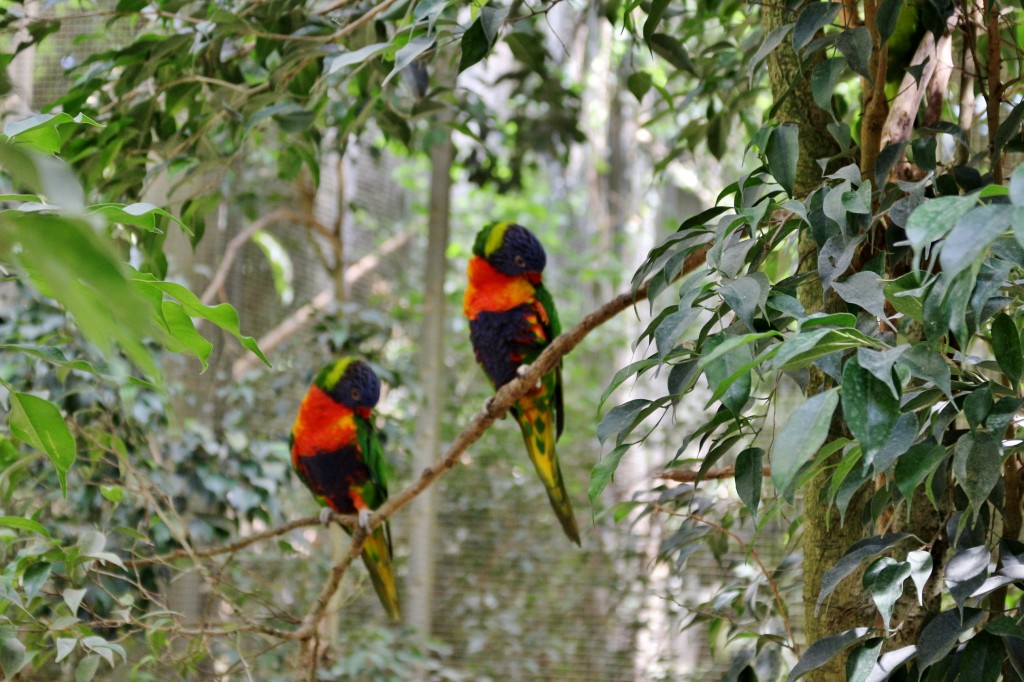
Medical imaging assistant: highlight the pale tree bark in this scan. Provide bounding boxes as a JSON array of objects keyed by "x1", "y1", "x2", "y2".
[{"x1": 404, "y1": 105, "x2": 455, "y2": 633}]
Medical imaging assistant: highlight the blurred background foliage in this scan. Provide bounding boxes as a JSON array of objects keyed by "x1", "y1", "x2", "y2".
[
  {"x1": 0, "y1": 1, "x2": 749, "y2": 678},
  {"x1": 4, "y1": 0, "x2": 1021, "y2": 678}
]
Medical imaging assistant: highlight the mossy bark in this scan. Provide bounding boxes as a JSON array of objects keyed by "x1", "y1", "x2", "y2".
[{"x1": 762, "y1": 5, "x2": 875, "y2": 679}]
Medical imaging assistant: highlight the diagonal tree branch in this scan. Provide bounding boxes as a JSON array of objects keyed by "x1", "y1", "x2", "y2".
[{"x1": 132, "y1": 240, "x2": 712, "y2": 643}]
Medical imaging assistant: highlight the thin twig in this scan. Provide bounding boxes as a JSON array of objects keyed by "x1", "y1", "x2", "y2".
[
  {"x1": 200, "y1": 209, "x2": 334, "y2": 306},
  {"x1": 656, "y1": 465, "x2": 772, "y2": 483},
  {"x1": 652, "y1": 504, "x2": 799, "y2": 655},
  {"x1": 125, "y1": 513, "x2": 357, "y2": 566}
]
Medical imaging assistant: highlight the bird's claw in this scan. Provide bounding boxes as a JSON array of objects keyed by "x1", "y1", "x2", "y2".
[
  {"x1": 319, "y1": 507, "x2": 334, "y2": 527},
  {"x1": 516, "y1": 364, "x2": 542, "y2": 390},
  {"x1": 357, "y1": 508, "x2": 373, "y2": 533}
]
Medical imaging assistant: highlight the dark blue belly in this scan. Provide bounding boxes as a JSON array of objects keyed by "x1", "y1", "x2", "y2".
[
  {"x1": 469, "y1": 304, "x2": 543, "y2": 388},
  {"x1": 299, "y1": 444, "x2": 368, "y2": 514}
]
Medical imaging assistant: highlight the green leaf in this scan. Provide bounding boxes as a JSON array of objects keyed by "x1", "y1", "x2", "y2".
[
  {"x1": 864, "y1": 558, "x2": 910, "y2": 633},
  {"x1": 735, "y1": 447, "x2": 763, "y2": 517},
  {"x1": 835, "y1": 26, "x2": 872, "y2": 80},
  {"x1": 901, "y1": 343, "x2": 953, "y2": 400},
  {"x1": 893, "y1": 444, "x2": 947, "y2": 506},
  {"x1": 505, "y1": 31, "x2": 547, "y2": 73},
  {"x1": 772, "y1": 388, "x2": 839, "y2": 500},
  {"x1": 597, "y1": 399, "x2": 650, "y2": 445},
  {"x1": 21, "y1": 561, "x2": 51, "y2": 602},
  {"x1": 0, "y1": 638, "x2": 26, "y2": 678},
  {"x1": 786, "y1": 627, "x2": 871, "y2": 681},
  {"x1": 883, "y1": 273, "x2": 925, "y2": 321},
  {"x1": 159, "y1": 301, "x2": 213, "y2": 372},
  {"x1": 1, "y1": 344, "x2": 101, "y2": 376},
  {"x1": 599, "y1": 357, "x2": 660, "y2": 412},
  {"x1": 766, "y1": 123, "x2": 799, "y2": 197},
  {"x1": 3, "y1": 112, "x2": 99, "y2": 155},
  {"x1": 56, "y1": 637, "x2": 77, "y2": 663},
  {"x1": 654, "y1": 307, "x2": 701, "y2": 359},
  {"x1": 100, "y1": 486, "x2": 123, "y2": 503},
  {"x1": 906, "y1": 550, "x2": 933, "y2": 605},
  {"x1": 904, "y1": 196, "x2": 975, "y2": 254},
  {"x1": 626, "y1": 72, "x2": 653, "y2": 102},
  {"x1": 703, "y1": 334, "x2": 753, "y2": 415},
  {"x1": 816, "y1": 534, "x2": 911, "y2": 613},
  {"x1": 876, "y1": 0, "x2": 905, "y2": 43},
  {"x1": 131, "y1": 274, "x2": 270, "y2": 367},
  {"x1": 588, "y1": 444, "x2": 630, "y2": 503},
  {"x1": 792, "y1": 2, "x2": 842, "y2": 50},
  {"x1": 846, "y1": 639, "x2": 883, "y2": 682},
  {"x1": 959, "y1": 631, "x2": 1004, "y2": 682},
  {"x1": 326, "y1": 43, "x2": 390, "y2": 74},
  {"x1": 76, "y1": 654, "x2": 101, "y2": 682},
  {"x1": 811, "y1": 57, "x2": 847, "y2": 111},
  {"x1": 952, "y1": 431, "x2": 1001, "y2": 518},
  {"x1": 719, "y1": 273, "x2": 770, "y2": 329},
  {"x1": 0, "y1": 515, "x2": 51, "y2": 537},
  {"x1": 856, "y1": 345, "x2": 908, "y2": 398},
  {"x1": 89, "y1": 202, "x2": 189, "y2": 235},
  {"x1": 643, "y1": 0, "x2": 670, "y2": 43},
  {"x1": 963, "y1": 383, "x2": 992, "y2": 430},
  {"x1": 940, "y1": 204, "x2": 1011, "y2": 282},
  {"x1": 649, "y1": 33, "x2": 695, "y2": 73},
  {"x1": 750, "y1": 23, "x2": 793, "y2": 73},
  {"x1": 991, "y1": 312, "x2": 1022, "y2": 386},
  {"x1": 833, "y1": 272, "x2": 889, "y2": 326},
  {"x1": 63, "y1": 587, "x2": 87, "y2": 615},
  {"x1": 916, "y1": 608, "x2": 983, "y2": 671},
  {"x1": 459, "y1": 6, "x2": 508, "y2": 72},
  {"x1": 841, "y1": 358, "x2": 899, "y2": 464},
  {"x1": 8, "y1": 392, "x2": 75, "y2": 496},
  {"x1": 0, "y1": 211, "x2": 159, "y2": 378},
  {"x1": 383, "y1": 33, "x2": 435, "y2": 87}
]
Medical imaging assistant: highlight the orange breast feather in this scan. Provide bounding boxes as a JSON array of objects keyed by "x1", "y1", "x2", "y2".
[
  {"x1": 463, "y1": 257, "x2": 537, "y2": 320},
  {"x1": 291, "y1": 386, "x2": 357, "y2": 460}
]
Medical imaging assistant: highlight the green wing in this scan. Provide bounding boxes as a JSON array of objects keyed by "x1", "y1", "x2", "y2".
[
  {"x1": 355, "y1": 415, "x2": 393, "y2": 553},
  {"x1": 534, "y1": 283, "x2": 564, "y2": 439},
  {"x1": 355, "y1": 416, "x2": 389, "y2": 508}
]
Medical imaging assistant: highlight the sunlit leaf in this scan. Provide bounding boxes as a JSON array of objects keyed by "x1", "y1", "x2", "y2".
[{"x1": 8, "y1": 392, "x2": 75, "y2": 496}]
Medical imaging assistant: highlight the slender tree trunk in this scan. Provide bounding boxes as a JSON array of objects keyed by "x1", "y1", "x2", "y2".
[{"x1": 404, "y1": 113, "x2": 455, "y2": 634}]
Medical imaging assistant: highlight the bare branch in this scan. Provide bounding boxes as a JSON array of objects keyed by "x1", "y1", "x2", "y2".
[
  {"x1": 656, "y1": 465, "x2": 772, "y2": 483},
  {"x1": 231, "y1": 230, "x2": 414, "y2": 379},
  {"x1": 200, "y1": 208, "x2": 334, "y2": 306},
  {"x1": 147, "y1": 240, "x2": 712, "y2": 643},
  {"x1": 652, "y1": 505, "x2": 798, "y2": 655},
  {"x1": 125, "y1": 513, "x2": 357, "y2": 567}
]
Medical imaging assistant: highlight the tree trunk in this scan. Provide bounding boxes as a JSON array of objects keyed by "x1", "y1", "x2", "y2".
[
  {"x1": 761, "y1": 4, "x2": 876, "y2": 679},
  {"x1": 404, "y1": 111, "x2": 455, "y2": 634}
]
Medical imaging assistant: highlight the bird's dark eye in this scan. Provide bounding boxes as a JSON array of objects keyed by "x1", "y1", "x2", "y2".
[
  {"x1": 514, "y1": 255, "x2": 526, "y2": 268},
  {"x1": 351, "y1": 388, "x2": 361, "y2": 401}
]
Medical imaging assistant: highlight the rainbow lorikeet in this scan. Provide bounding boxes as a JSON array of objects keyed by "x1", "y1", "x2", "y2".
[
  {"x1": 290, "y1": 358, "x2": 400, "y2": 620},
  {"x1": 463, "y1": 222, "x2": 581, "y2": 545}
]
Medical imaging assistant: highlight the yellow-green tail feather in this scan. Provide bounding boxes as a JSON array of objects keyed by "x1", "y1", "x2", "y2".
[
  {"x1": 360, "y1": 525, "x2": 400, "y2": 620},
  {"x1": 515, "y1": 400, "x2": 581, "y2": 545}
]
